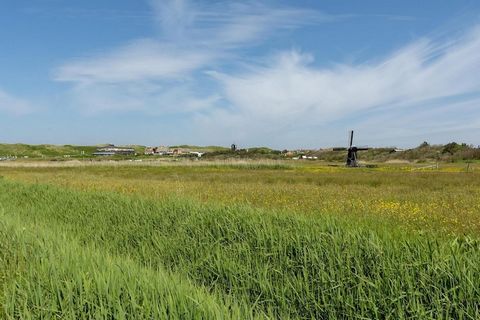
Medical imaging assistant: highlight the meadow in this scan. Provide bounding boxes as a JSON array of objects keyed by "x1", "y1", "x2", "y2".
[{"x1": 0, "y1": 161, "x2": 479, "y2": 319}]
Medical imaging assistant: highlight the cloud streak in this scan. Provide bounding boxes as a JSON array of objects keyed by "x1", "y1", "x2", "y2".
[
  {"x1": 197, "y1": 26, "x2": 480, "y2": 146},
  {"x1": 56, "y1": 0, "x2": 328, "y2": 83},
  {"x1": 214, "y1": 27, "x2": 480, "y2": 120},
  {"x1": 52, "y1": 1, "x2": 480, "y2": 147},
  {"x1": 54, "y1": 0, "x2": 332, "y2": 115},
  {"x1": 55, "y1": 39, "x2": 214, "y2": 83}
]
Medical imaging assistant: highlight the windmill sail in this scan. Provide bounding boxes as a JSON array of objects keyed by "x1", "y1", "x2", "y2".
[{"x1": 333, "y1": 130, "x2": 369, "y2": 167}]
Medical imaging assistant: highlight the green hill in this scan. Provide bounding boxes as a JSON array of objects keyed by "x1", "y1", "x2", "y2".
[
  {"x1": 0, "y1": 144, "x2": 97, "y2": 159},
  {"x1": 1, "y1": 142, "x2": 479, "y2": 162},
  {"x1": 310, "y1": 142, "x2": 480, "y2": 163}
]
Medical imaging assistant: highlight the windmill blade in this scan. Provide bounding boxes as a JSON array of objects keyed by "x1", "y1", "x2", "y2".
[{"x1": 348, "y1": 130, "x2": 354, "y2": 147}]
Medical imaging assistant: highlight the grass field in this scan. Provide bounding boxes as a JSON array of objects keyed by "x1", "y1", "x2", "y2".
[{"x1": 0, "y1": 161, "x2": 479, "y2": 319}]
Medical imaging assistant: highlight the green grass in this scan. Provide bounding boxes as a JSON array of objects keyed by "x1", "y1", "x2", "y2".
[
  {"x1": 2, "y1": 163, "x2": 479, "y2": 234},
  {"x1": 0, "y1": 213, "x2": 251, "y2": 319},
  {"x1": 0, "y1": 143, "x2": 98, "y2": 159},
  {"x1": 1, "y1": 179, "x2": 479, "y2": 319}
]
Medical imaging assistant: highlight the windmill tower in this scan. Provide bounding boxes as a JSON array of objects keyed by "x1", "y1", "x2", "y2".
[{"x1": 345, "y1": 130, "x2": 369, "y2": 167}]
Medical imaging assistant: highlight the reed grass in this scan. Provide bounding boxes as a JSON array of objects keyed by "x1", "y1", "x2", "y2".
[
  {"x1": 1, "y1": 180, "x2": 479, "y2": 319},
  {"x1": 0, "y1": 213, "x2": 252, "y2": 319},
  {"x1": 2, "y1": 163, "x2": 479, "y2": 234}
]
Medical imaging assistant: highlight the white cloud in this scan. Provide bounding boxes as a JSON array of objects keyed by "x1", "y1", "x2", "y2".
[
  {"x1": 150, "y1": 0, "x2": 328, "y2": 46},
  {"x1": 150, "y1": 0, "x2": 196, "y2": 41},
  {"x1": 54, "y1": 0, "x2": 329, "y2": 114},
  {"x1": 52, "y1": 1, "x2": 480, "y2": 147},
  {"x1": 56, "y1": 0, "x2": 327, "y2": 84},
  {"x1": 67, "y1": 82, "x2": 219, "y2": 115},
  {"x1": 54, "y1": 40, "x2": 214, "y2": 83},
  {"x1": 198, "y1": 27, "x2": 480, "y2": 146},
  {"x1": 195, "y1": 4, "x2": 329, "y2": 48},
  {"x1": 345, "y1": 96, "x2": 480, "y2": 147},
  {"x1": 0, "y1": 89, "x2": 32, "y2": 115}
]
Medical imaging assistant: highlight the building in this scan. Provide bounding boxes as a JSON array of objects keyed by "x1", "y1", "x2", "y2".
[
  {"x1": 144, "y1": 146, "x2": 171, "y2": 155},
  {"x1": 93, "y1": 145, "x2": 135, "y2": 156}
]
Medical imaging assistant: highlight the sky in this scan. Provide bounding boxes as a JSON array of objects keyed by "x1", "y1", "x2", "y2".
[{"x1": 1, "y1": 0, "x2": 480, "y2": 149}]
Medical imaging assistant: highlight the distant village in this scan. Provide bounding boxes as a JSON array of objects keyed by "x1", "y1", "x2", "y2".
[
  {"x1": 143, "y1": 146, "x2": 204, "y2": 157},
  {"x1": 91, "y1": 145, "x2": 205, "y2": 158},
  {"x1": 83, "y1": 143, "x2": 387, "y2": 163},
  {"x1": 91, "y1": 144, "x2": 319, "y2": 159},
  {"x1": 85, "y1": 144, "x2": 324, "y2": 160}
]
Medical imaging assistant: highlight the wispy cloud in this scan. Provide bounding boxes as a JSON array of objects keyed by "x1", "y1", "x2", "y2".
[
  {"x1": 67, "y1": 81, "x2": 219, "y2": 115},
  {"x1": 56, "y1": 0, "x2": 329, "y2": 83},
  {"x1": 55, "y1": 39, "x2": 214, "y2": 83},
  {"x1": 150, "y1": 0, "x2": 330, "y2": 46},
  {"x1": 54, "y1": 0, "x2": 332, "y2": 114},
  {"x1": 22, "y1": 5, "x2": 153, "y2": 21},
  {"x1": 52, "y1": 1, "x2": 480, "y2": 147},
  {"x1": 0, "y1": 88, "x2": 32, "y2": 115},
  {"x1": 197, "y1": 26, "x2": 480, "y2": 146}
]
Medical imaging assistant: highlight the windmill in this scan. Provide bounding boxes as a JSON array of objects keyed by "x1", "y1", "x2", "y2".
[{"x1": 333, "y1": 130, "x2": 369, "y2": 167}]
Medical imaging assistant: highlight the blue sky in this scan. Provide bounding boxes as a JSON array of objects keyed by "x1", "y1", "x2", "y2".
[{"x1": 1, "y1": 0, "x2": 480, "y2": 148}]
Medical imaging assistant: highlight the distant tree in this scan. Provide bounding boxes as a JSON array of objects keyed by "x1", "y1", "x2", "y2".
[
  {"x1": 418, "y1": 141, "x2": 430, "y2": 148},
  {"x1": 442, "y1": 142, "x2": 458, "y2": 155},
  {"x1": 442, "y1": 142, "x2": 468, "y2": 155}
]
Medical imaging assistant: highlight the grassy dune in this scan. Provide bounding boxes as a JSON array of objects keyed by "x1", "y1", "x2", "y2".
[
  {"x1": 0, "y1": 143, "x2": 98, "y2": 158},
  {"x1": 1, "y1": 174, "x2": 479, "y2": 318}
]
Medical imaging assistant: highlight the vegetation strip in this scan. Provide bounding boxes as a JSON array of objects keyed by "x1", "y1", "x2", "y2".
[
  {"x1": 0, "y1": 180, "x2": 479, "y2": 318},
  {"x1": 2, "y1": 164, "x2": 479, "y2": 235},
  {"x1": 0, "y1": 214, "x2": 253, "y2": 319}
]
